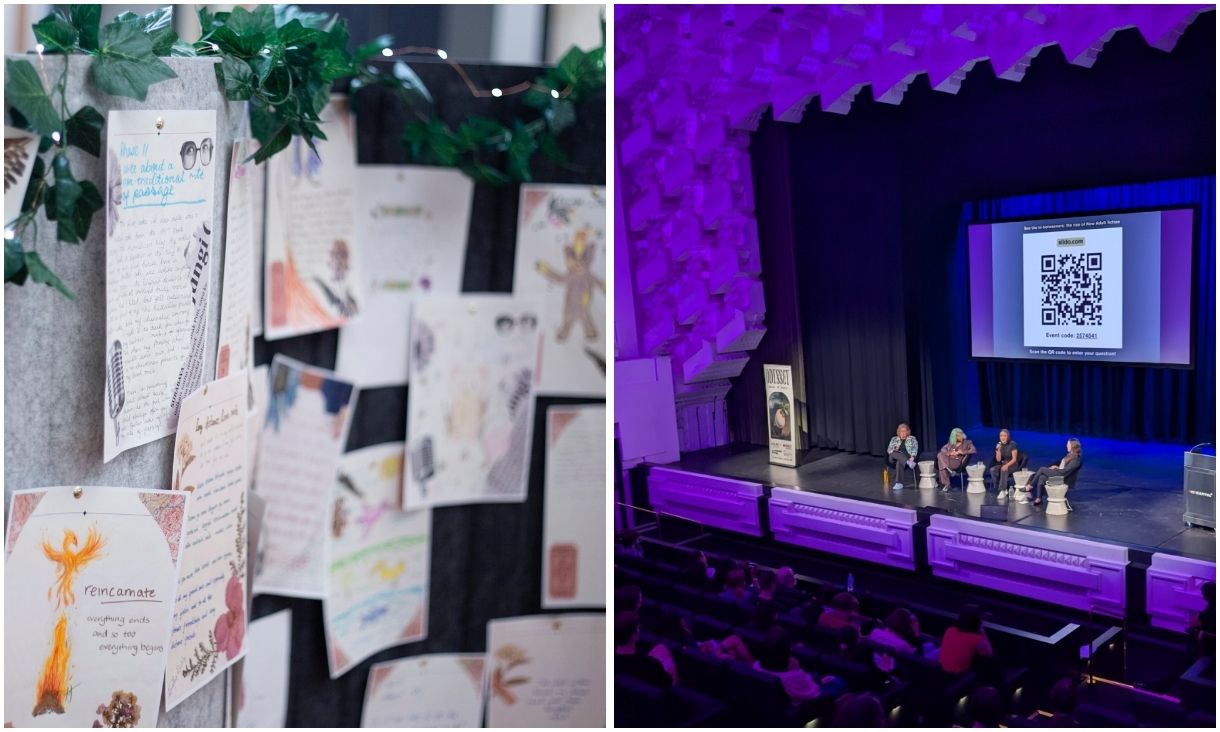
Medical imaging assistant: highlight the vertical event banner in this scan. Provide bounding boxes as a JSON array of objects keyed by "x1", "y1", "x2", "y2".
[
  {"x1": 104, "y1": 109, "x2": 218, "y2": 462},
  {"x1": 764, "y1": 364, "x2": 797, "y2": 467}
]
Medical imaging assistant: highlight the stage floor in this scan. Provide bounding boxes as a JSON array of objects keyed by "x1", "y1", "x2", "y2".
[{"x1": 663, "y1": 436, "x2": 1215, "y2": 561}]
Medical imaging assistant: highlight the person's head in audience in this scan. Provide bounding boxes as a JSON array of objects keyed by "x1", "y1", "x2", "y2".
[
  {"x1": 614, "y1": 611, "x2": 643, "y2": 654},
  {"x1": 885, "y1": 608, "x2": 920, "y2": 647},
  {"x1": 756, "y1": 627, "x2": 794, "y2": 673},
  {"x1": 800, "y1": 598, "x2": 824, "y2": 625},
  {"x1": 655, "y1": 612, "x2": 693, "y2": 645},
  {"x1": 721, "y1": 568, "x2": 747, "y2": 598},
  {"x1": 837, "y1": 625, "x2": 861, "y2": 654},
  {"x1": 819, "y1": 592, "x2": 861, "y2": 629},
  {"x1": 967, "y1": 686, "x2": 1004, "y2": 727},
  {"x1": 756, "y1": 568, "x2": 777, "y2": 599},
  {"x1": 956, "y1": 604, "x2": 985, "y2": 634},
  {"x1": 833, "y1": 692, "x2": 886, "y2": 727},
  {"x1": 752, "y1": 600, "x2": 779, "y2": 632},
  {"x1": 1048, "y1": 677, "x2": 1078, "y2": 717},
  {"x1": 616, "y1": 585, "x2": 642, "y2": 614},
  {"x1": 777, "y1": 566, "x2": 796, "y2": 590},
  {"x1": 619, "y1": 529, "x2": 641, "y2": 554},
  {"x1": 682, "y1": 559, "x2": 708, "y2": 588}
]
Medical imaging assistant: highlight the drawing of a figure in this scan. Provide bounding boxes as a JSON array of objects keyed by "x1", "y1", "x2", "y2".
[
  {"x1": 535, "y1": 227, "x2": 604, "y2": 342},
  {"x1": 35, "y1": 528, "x2": 106, "y2": 716}
]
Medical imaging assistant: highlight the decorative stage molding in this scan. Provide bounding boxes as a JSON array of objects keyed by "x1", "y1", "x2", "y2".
[
  {"x1": 769, "y1": 488, "x2": 918, "y2": 569},
  {"x1": 615, "y1": 357, "x2": 682, "y2": 468},
  {"x1": 647, "y1": 466, "x2": 765, "y2": 536},
  {"x1": 1146, "y1": 553, "x2": 1217, "y2": 632},
  {"x1": 926, "y1": 515, "x2": 1129, "y2": 618}
]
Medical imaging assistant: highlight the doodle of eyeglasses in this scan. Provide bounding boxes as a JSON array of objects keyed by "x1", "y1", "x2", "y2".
[
  {"x1": 179, "y1": 138, "x2": 214, "y2": 170},
  {"x1": 494, "y1": 313, "x2": 540, "y2": 333}
]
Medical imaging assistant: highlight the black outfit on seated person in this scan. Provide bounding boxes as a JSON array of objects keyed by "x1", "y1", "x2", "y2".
[
  {"x1": 1031, "y1": 454, "x2": 1081, "y2": 502},
  {"x1": 988, "y1": 441, "x2": 1020, "y2": 488}
]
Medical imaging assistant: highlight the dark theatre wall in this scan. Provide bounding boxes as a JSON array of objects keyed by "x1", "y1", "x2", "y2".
[
  {"x1": 251, "y1": 61, "x2": 605, "y2": 727},
  {"x1": 731, "y1": 15, "x2": 1215, "y2": 453}
]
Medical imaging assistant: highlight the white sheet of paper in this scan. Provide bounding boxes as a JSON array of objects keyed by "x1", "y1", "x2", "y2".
[
  {"x1": 335, "y1": 165, "x2": 473, "y2": 388},
  {"x1": 4, "y1": 126, "x2": 40, "y2": 225},
  {"x1": 324, "y1": 442, "x2": 430, "y2": 677},
  {"x1": 103, "y1": 109, "x2": 218, "y2": 462},
  {"x1": 248, "y1": 364, "x2": 269, "y2": 489},
  {"x1": 5, "y1": 486, "x2": 190, "y2": 728},
  {"x1": 252, "y1": 355, "x2": 357, "y2": 598},
  {"x1": 362, "y1": 653, "x2": 485, "y2": 728},
  {"x1": 404, "y1": 295, "x2": 541, "y2": 509},
  {"x1": 249, "y1": 142, "x2": 266, "y2": 338},
  {"x1": 164, "y1": 372, "x2": 249, "y2": 709},
  {"x1": 541, "y1": 405, "x2": 606, "y2": 608},
  {"x1": 234, "y1": 609, "x2": 291, "y2": 728},
  {"x1": 215, "y1": 139, "x2": 258, "y2": 380},
  {"x1": 486, "y1": 614, "x2": 606, "y2": 728},
  {"x1": 513, "y1": 185, "x2": 606, "y2": 396},
  {"x1": 263, "y1": 97, "x2": 360, "y2": 339}
]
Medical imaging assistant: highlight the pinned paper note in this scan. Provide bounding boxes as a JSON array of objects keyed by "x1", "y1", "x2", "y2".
[
  {"x1": 514, "y1": 185, "x2": 606, "y2": 396},
  {"x1": 103, "y1": 109, "x2": 218, "y2": 462},
  {"x1": 362, "y1": 653, "x2": 485, "y2": 728},
  {"x1": 324, "y1": 442, "x2": 430, "y2": 677},
  {"x1": 335, "y1": 165, "x2": 473, "y2": 388},
  {"x1": 542, "y1": 405, "x2": 606, "y2": 608},
  {"x1": 4, "y1": 486, "x2": 189, "y2": 728},
  {"x1": 216, "y1": 139, "x2": 260, "y2": 381},
  {"x1": 233, "y1": 609, "x2": 291, "y2": 728},
  {"x1": 486, "y1": 614, "x2": 605, "y2": 727},
  {"x1": 164, "y1": 372, "x2": 249, "y2": 709},
  {"x1": 404, "y1": 295, "x2": 541, "y2": 509},
  {"x1": 263, "y1": 97, "x2": 360, "y2": 339},
  {"x1": 252, "y1": 355, "x2": 357, "y2": 598},
  {"x1": 4, "y1": 127, "x2": 40, "y2": 225}
]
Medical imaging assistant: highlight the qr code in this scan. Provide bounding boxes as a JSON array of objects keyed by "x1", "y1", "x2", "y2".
[{"x1": 1040, "y1": 252, "x2": 1104, "y2": 326}]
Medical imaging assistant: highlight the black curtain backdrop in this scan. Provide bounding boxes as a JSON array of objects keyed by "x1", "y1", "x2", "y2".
[
  {"x1": 761, "y1": 15, "x2": 1214, "y2": 457},
  {"x1": 250, "y1": 61, "x2": 605, "y2": 727}
]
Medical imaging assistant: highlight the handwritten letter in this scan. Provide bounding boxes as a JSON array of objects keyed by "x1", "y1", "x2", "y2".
[
  {"x1": 362, "y1": 654, "x2": 485, "y2": 728},
  {"x1": 542, "y1": 405, "x2": 606, "y2": 608},
  {"x1": 486, "y1": 614, "x2": 605, "y2": 727}
]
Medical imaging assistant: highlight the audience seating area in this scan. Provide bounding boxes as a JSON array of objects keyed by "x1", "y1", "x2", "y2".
[{"x1": 615, "y1": 535, "x2": 1216, "y2": 728}]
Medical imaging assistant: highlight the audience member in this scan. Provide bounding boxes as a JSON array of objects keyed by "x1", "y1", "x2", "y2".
[
  {"x1": 720, "y1": 568, "x2": 749, "y2": 601},
  {"x1": 940, "y1": 605, "x2": 993, "y2": 674},
  {"x1": 618, "y1": 529, "x2": 644, "y2": 557},
  {"x1": 831, "y1": 692, "x2": 886, "y2": 727},
  {"x1": 1044, "y1": 677, "x2": 1080, "y2": 727},
  {"x1": 755, "y1": 568, "x2": 778, "y2": 601},
  {"x1": 1188, "y1": 581, "x2": 1216, "y2": 658},
  {"x1": 698, "y1": 634, "x2": 754, "y2": 664},
  {"x1": 616, "y1": 585, "x2": 642, "y2": 614},
  {"x1": 614, "y1": 611, "x2": 672, "y2": 688},
  {"x1": 754, "y1": 628, "x2": 822, "y2": 705},
  {"x1": 653, "y1": 612, "x2": 694, "y2": 646},
  {"x1": 681, "y1": 558, "x2": 709, "y2": 589},
  {"x1": 750, "y1": 600, "x2": 780, "y2": 634},
  {"x1": 818, "y1": 592, "x2": 862, "y2": 631},
  {"x1": 869, "y1": 608, "x2": 921, "y2": 655},
  {"x1": 777, "y1": 566, "x2": 797, "y2": 590},
  {"x1": 966, "y1": 686, "x2": 1004, "y2": 727}
]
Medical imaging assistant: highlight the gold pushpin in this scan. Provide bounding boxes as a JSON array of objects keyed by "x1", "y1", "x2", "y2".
[
  {"x1": 72, "y1": 486, "x2": 83, "y2": 499},
  {"x1": 155, "y1": 117, "x2": 165, "y2": 130}
]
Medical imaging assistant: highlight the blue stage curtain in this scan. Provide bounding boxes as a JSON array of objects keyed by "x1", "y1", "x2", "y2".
[{"x1": 954, "y1": 176, "x2": 1215, "y2": 444}]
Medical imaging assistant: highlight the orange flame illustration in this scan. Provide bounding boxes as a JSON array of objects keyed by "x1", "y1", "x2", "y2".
[{"x1": 32, "y1": 614, "x2": 70, "y2": 716}]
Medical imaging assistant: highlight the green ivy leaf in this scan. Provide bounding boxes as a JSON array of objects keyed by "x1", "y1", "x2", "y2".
[
  {"x1": 70, "y1": 5, "x2": 101, "y2": 51},
  {"x1": 252, "y1": 126, "x2": 293, "y2": 164},
  {"x1": 65, "y1": 106, "x2": 105, "y2": 157},
  {"x1": 544, "y1": 98, "x2": 576, "y2": 134},
  {"x1": 216, "y1": 55, "x2": 255, "y2": 101},
  {"x1": 24, "y1": 251, "x2": 74, "y2": 299},
  {"x1": 71, "y1": 181, "x2": 103, "y2": 242},
  {"x1": 456, "y1": 117, "x2": 507, "y2": 150},
  {"x1": 463, "y1": 163, "x2": 512, "y2": 187},
  {"x1": 169, "y1": 40, "x2": 198, "y2": 57},
  {"x1": 354, "y1": 35, "x2": 394, "y2": 62},
  {"x1": 32, "y1": 13, "x2": 80, "y2": 53},
  {"x1": 536, "y1": 130, "x2": 569, "y2": 165},
  {"x1": 142, "y1": 7, "x2": 178, "y2": 57},
  {"x1": 49, "y1": 153, "x2": 83, "y2": 243},
  {"x1": 91, "y1": 19, "x2": 178, "y2": 101},
  {"x1": 506, "y1": 124, "x2": 538, "y2": 183},
  {"x1": 555, "y1": 46, "x2": 588, "y2": 87},
  {"x1": 5, "y1": 237, "x2": 28, "y2": 284},
  {"x1": 20, "y1": 156, "x2": 46, "y2": 212},
  {"x1": 4, "y1": 59, "x2": 64, "y2": 138},
  {"x1": 392, "y1": 61, "x2": 433, "y2": 106},
  {"x1": 274, "y1": 5, "x2": 333, "y2": 30}
]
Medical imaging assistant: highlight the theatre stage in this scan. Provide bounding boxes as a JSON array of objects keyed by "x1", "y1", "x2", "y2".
[{"x1": 660, "y1": 432, "x2": 1214, "y2": 562}]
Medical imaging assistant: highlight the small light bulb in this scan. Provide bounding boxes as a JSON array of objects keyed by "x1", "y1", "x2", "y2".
[
  {"x1": 491, "y1": 88, "x2": 503, "y2": 97},
  {"x1": 550, "y1": 89, "x2": 560, "y2": 99},
  {"x1": 51, "y1": 131, "x2": 61, "y2": 143},
  {"x1": 381, "y1": 48, "x2": 392, "y2": 57},
  {"x1": 4, "y1": 228, "x2": 15, "y2": 239},
  {"x1": 436, "y1": 49, "x2": 448, "y2": 60},
  {"x1": 35, "y1": 43, "x2": 45, "y2": 54}
]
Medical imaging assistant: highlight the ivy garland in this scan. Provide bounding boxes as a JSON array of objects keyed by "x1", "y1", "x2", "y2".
[{"x1": 4, "y1": 4, "x2": 605, "y2": 298}]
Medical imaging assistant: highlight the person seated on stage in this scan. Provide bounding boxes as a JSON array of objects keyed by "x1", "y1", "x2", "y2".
[
  {"x1": 938, "y1": 428, "x2": 977, "y2": 490},
  {"x1": 616, "y1": 585, "x2": 643, "y2": 614},
  {"x1": 887, "y1": 423, "x2": 921, "y2": 488},
  {"x1": 987, "y1": 429, "x2": 1020, "y2": 492},
  {"x1": 818, "y1": 591, "x2": 862, "y2": 631},
  {"x1": 940, "y1": 604, "x2": 993, "y2": 675},
  {"x1": 615, "y1": 611, "x2": 674, "y2": 688},
  {"x1": 755, "y1": 568, "x2": 778, "y2": 601},
  {"x1": 1188, "y1": 581, "x2": 1216, "y2": 658},
  {"x1": 869, "y1": 608, "x2": 923, "y2": 656},
  {"x1": 1027, "y1": 438, "x2": 1083, "y2": 507},
  {"x1": 753, "y1": 627, "x2": 824, "y2": 705}
]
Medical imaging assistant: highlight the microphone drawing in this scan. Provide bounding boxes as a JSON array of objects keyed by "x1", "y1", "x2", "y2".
[{"x1": 106, "y1": 340, "x2": 125, "y2": 442}]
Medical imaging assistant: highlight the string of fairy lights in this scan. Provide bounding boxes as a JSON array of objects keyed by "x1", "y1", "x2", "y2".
[{"x1": 377, "y1": 46, "x2": 572, "y2": 100}]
